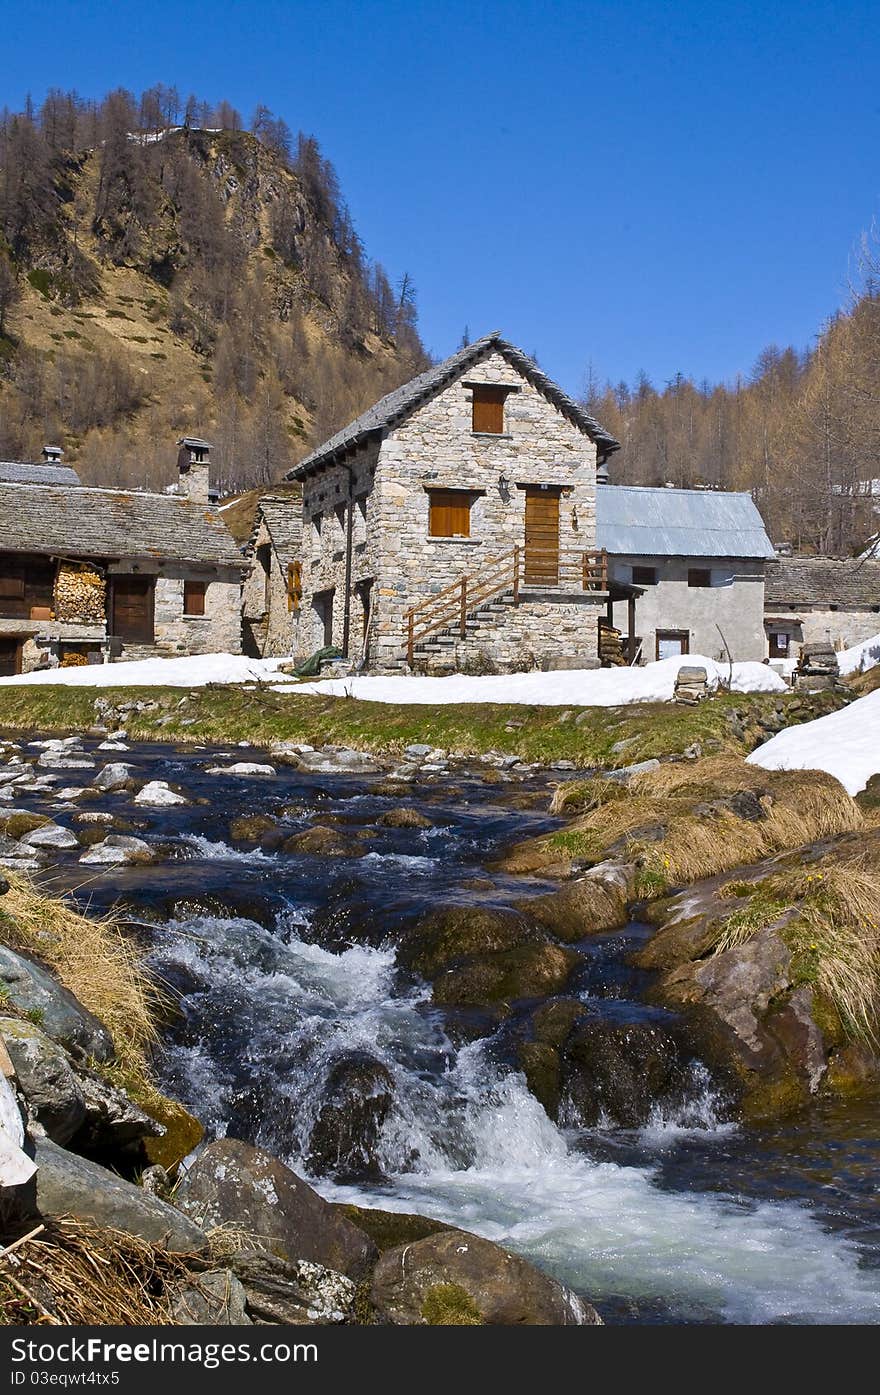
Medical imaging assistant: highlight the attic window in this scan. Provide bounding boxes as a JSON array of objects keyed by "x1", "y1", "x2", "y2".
[
  {"x1": 688, "y1": 568, "x2": 712, "y2": 588},
  {"x1": 471, "y1": 385, "x2": 508, "y2": 434},
  {"x1": 632, "y1": 565, "x2": 657, "y2": 586}
]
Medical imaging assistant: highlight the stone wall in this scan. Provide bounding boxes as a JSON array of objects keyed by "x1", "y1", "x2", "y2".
[
  {"x1": 242, "y1": 516, "x2": 302, "y2": 657},
  {"x1": 414, "y1": 593, "x2": 603, "y2": 674},
  {"x1": 299, "y1": 441, "x2": 380, "y2": 658},
  {"x1": 148, "y1": 569, "x2": 242, "y2": 656},
  {"x1": 765, "y1": 605, "x2": 880, "y2": 663},
  {"x1": 608, "y1": 556, "x2": 767, "y2": 662}
]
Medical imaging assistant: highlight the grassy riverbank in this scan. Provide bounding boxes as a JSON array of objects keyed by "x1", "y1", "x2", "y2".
[{"x1": 0, "y1": 682, "x2": 848, "y2": 767}]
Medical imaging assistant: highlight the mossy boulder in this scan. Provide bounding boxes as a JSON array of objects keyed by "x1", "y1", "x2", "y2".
[
  {"x1": 141, "y1": 1093, "x2": 204, "y2": 1171},
  {"x1": 370, "y1": 1229, "x2": 600, "y2": 1325},
  {"x1": 281, "y1": 825, "x2": 362, "y2": 857},
  {"x1": 560, "y1": 1018, "x2": 689, "y2": 1128},
  {"x1": 378, "y1": 807, "x2": 433, "y2": 829},
  {"x1": 229, "y1": 814, "x2": 279, "y2": 843},
  {"x1": 305, "y1": 1051, "x2": 395, "y2": 1181},
  {"x1": 397, "y1": 905, "x2": 540, "y2": 980},
  {"x1": 433, "y1": 943, "x2": 578, "y2": 1008},
  {"x1": 0, "y1": 812, "x2": 51, "y2": 840},
  {"x1": 516, "y1": 863, "x2": 635, "y2": 942},
  {"x1": 337, "y1": 1204, "x2": 449, "y2": 1253}
]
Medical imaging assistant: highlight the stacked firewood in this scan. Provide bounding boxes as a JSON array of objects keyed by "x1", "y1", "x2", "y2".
[
  {"x1": 54, "y1": 563, "x2": 106, "y2": 625},
  {"x1": 598, "y1": 620, "x2": 627, "y2": 666}
]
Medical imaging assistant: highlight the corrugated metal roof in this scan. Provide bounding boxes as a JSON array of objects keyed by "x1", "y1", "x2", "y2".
[
  {"x1": 0, "y1": 460, "x2": 82, "y2": 487},
  {"x1": 596, "y1": 485, "x2": 776, "y2": 559},
  {"x1": 288, "y1": 332, "x2": 619, "y2": 478},
  {"x1": 0, "y1": 482, "x2": 245, "y2": 567}
]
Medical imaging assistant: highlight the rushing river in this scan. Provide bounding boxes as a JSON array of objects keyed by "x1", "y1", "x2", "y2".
[{"x1": 7, "y1": 735, "x2": 880, "y2": 1325}]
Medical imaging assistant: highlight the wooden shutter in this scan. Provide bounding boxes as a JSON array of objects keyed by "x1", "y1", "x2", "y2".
[
  {"x1": 288, "y1": 561, "x2": 302, "y2": 613},
  {"x1": 429, "y1": 490, "x2": 471, "y2": 537},
  {"x1": 183, "y1": 579, "x2": 206, "y2": 615},
  {"x1": 472, "y1": 385, "x2": 506, "y2": 434}
]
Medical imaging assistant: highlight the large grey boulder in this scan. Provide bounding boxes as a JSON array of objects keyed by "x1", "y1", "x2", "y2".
[
  {"x1": 79, "y1": 834, "x2": 155, "y2": 866},
  {"x1": 0, "y1": 1017, "x2": 85, "y2": 1145},
  {"x1": 174, "y1": 1138, "x2": 376, "y2": 1278},
  {"x1": 21, "y1": 823, "x2": 80, "y2": 850},
  {"x1": 91, "y1": 762, "x2": 134, "y2": 791},
  {"x1": 229, "y1": 1252, "x2": 357, "y2": 1324},
  {"x1": 33, "y1": 1137, "x2": 206, "y2": 1252},
  {"x1": 370, "y1": 1229, "x2": 601, "y2": 1326},
  {"x1": 170, "y1": 1270, "x2": 252, "y2": 1325},
  {"x1": 0, "y1": 945, "x2": 113, "y2": 1062}
]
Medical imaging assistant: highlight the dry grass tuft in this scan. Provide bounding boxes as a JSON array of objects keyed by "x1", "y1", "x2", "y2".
[
  {"x1": 549, "y1": 776, "x2": 629, "y2": 816},
  {"x1": 0, "y1": 1217, "x2": 197, "y2": 1325},
  {"x1": 0, "y1": 872, "x2": 160, "y2": 1085}
]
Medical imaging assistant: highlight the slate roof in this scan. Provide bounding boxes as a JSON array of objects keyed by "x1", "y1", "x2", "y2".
[
  {"x1": 0, "y1": 460, "x2": 82, "y2": 487},
  {"x1": 596, "y1": 485, "x2": 776, "y2": 559},
  {"x1": 256, "y1": 496, "x2": 302, "y2": 565},
  {"x1": 287, "y1": 332, "x2": 619, "y2": 478},
  {"x1": 0, "y1": 482, "x2": 244, "y2": 567},
  {"x1": 765, "y1": 557, "x2": 880, "y2": 607}
]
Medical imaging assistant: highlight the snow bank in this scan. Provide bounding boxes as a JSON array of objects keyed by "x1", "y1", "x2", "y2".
[
  {"x1": 0, "y1": 653, "x2": 286, "y2": 689},
  {"x1": 837, "y1": 632, "x2": 880, "y2": 677},
  {"x1": 279, "y1": 655, "x2": 787, "y2": 707},
  {"x1": 748, "y1": 687, "x2": 880, "y2": 795}
]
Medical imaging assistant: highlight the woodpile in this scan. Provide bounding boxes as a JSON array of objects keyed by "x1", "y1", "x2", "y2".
[
  {"x1": 54, "y1": 563, "x2": 105, "y2": 626},
  {"x1": 598, "y1": 620, "x2": 627, "y2": 667},
  {"x1": 674, "y1": 665, "x2": 710, "y2": 704}
]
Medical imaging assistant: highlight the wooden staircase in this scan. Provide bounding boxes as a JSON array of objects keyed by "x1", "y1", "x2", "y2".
[{"x1": 404, "y1": 546, "x2": 608, "y2": 668}]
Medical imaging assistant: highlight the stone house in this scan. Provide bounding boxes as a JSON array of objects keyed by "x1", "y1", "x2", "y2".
[
  {"x1": 764, "y1": 556, "x2": 880, "y2": 663},
  {"x1": 598, "y1": 484, "x2": 775, "y2": 663},
  {"x1": 286, "y1": 332, "x2": 620, "y2": 673},
  {"x1": 241, "y1": 488, "x2": 303, "y2": 657},
  {"x1": 0, "y1": 439, "x2": 244, "y2": 674}
]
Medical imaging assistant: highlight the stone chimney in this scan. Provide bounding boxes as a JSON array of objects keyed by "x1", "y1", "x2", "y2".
[
  {"x1": 41, "y1": 445, "x2": 64, "y2": 465},
  {"x1": 176, "y1": 436, "x2": 212, "y2": 505}
]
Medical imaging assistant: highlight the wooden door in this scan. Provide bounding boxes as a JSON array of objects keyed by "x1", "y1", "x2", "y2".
[
  {"x1": 0, "y1": 638, "x2": 22, "y2": 676},
  {"x1": 655, "y1": 629, "x2": 689, "y2": 660},
  {"x1": 524, "y1": 488, "x2": 560, "y2": 585},
  {"x1": 111, "y1": 576, "x2": 155, "y2": 644}
]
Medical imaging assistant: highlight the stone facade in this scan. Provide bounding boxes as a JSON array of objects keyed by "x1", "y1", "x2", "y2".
[
  {"x1": 764, "y1": 607, "x2": 880, "y2": 663},
  {"x1": 112, "y1": 564, "x2": 242, "y2": 658},
  {"x1": 298, "y1": 348, "x2": 607, "y2": 672},
  {"x1": 608, "y1": 556, "x2": 767, "y2": 662},
  {"x1": 242, "y1": 511, "x2": 303, "y2": 657}
]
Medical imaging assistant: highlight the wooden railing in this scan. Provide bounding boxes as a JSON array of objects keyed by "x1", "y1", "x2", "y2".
[{"x1": 405, "y1": 547, "x2": 608, "y2": 664}]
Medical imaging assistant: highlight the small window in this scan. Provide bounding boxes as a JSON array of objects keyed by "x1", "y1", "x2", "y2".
[
  {"x1": 688, "y1": 568, "x2": 712, "y2": 588},
  {"x1": 769, "y1": 631, "x2": 790, "y2": 658},
  {"x1": 632, "y1": 565, "x2": 657, "y2": 586},
  {"x1": 471, "y1": 385, "x2": 507, "y2": 434},
  {"x1": 183, "y1": 579, "x2": 206, "y2": 616},
  {"x1": 0, "y1": 570, "x2": 25, "y2": 600},
  {"x1": 656, "y1": 629, "x2": 689, "y2": 660},
  {"x1": 428, "y1": 489, "x2": 473, "y2": 538}
]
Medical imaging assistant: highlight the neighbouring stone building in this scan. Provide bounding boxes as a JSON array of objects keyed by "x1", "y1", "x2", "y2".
[
  {"x1": 241, "y1": 487, "x2": 303, "y2": 657},
  {"x1": 286, "y1": 332, "x2": 620, "y2": 673},
  {"x1": 764, "y1": 556, "x2": 880, "y2": 663},
  {"x1": 0, "y1": 439, "x2": 244, "y2": 674},
  {"x1": 598, "y1": 483, "x2": 776, "y2": 662}
]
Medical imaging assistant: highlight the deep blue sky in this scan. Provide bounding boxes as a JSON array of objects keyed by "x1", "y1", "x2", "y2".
[{"x1": 4, "y1": 0, "x2": 880, "y2": 396}]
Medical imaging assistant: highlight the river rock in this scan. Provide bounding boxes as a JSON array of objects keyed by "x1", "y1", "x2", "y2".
[
  {"x1": 306, "y1": 1051, "x2": 394, "y2": 1181},
  {"x1": 433, "y1": 943, "x2": 578, "y2": 1009},
  {"x1": 560, "y1": 1018, "x2": 688, "y2": 1128},
  {"x1": 170, "y1": 1270, "x2": 252, "y2": 1325},
  {"x1": 281, "y1": 826, "x2": 361, "y2": 857},
  {"x1": 134, "y1": 781, "x2": 189, "y2": 807},
  {"x1": 0, "y1": 811, "x2": 51, "y2": 839},
  {"x1": 397, "y1": 905, "x2": 541, "y2": 980},
  {"x1": 517, "y1": 861, "x2": 636, "y2": 941},
  {"x1": 76, "y1": 1071, "x2": 165, "y2": 1154},
  {"x1": 174, "y1": 1138, "x2": 377, "y2": 1278},
  {"x1": 20, "y1": 823, "x2": 80, "y2": 850},
  {"x1": 229, "y1": 814, "x2": 279, "y2": 843},
  {"x1": 294, "y1": 748, "x2": 382, "y2": 774},
  {"x1": 91, "y1": 763, "x2": 133, "y2": 791},
  {"x1": 33, "y1": 1137, "x2": 207, "y2": 1252},
  {"x1": 370, "y1": 1229, "x2": 600, "y2": 1326},
  {"x1": 205, "y1": 762, "x2": 276, "y2": 777},
  {"x1": 79, "y1": 834, "x2": 156, "y2": 866},
  {"x1": 229, "y1": 1252, "x2": 357, "y2": 1324},
  {"x1": 0, "y1": 1016, "x2": 86, "y2": 1145},
  {"x1": 378, "y1": 807, "x2": 433, "y2": 829},
  {"x1": 0, "y1": 945, "x2": 113, "y2": 1062}
]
